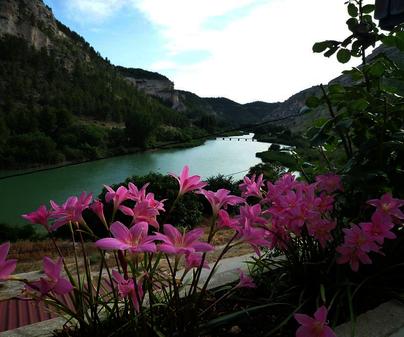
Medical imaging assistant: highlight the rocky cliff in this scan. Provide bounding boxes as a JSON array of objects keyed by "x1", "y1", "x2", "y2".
[{"x1": 0, "y1": 0, "x2": 62, "y2": 49}]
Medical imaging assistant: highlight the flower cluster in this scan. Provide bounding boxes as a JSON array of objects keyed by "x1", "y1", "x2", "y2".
[
  {"x1": 212, "y1": 173, "x2": 340, "y2": 254},
  {"x1": 1, "y1": 166, "x2": 401, "y2": 336},
  {"x1": 337, "y1": 193, "x2": 404, "y2": 271}
]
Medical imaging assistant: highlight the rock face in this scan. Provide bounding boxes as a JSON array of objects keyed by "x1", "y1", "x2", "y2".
[
  {"x1": 0, "y1": 0, "x2": 64, "y2": 49},
  {"x1": 123, "y1": 75, "x2": 185, "y2": 111}
]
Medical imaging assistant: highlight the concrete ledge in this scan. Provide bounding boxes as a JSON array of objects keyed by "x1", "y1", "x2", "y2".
[{"x1": 335, "y1": 300, "x2": 404, "y2": 337}]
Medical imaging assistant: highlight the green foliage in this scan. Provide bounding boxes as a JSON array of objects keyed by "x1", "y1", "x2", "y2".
[
  {"x1": 305, "y1": 4, "x2": 404, "y2": 216},
  {"x1": 0, "y1": 223, "x2": 43, "y2": 242}
]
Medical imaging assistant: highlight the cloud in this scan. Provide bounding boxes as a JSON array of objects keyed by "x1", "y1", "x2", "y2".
[
  {"x1": 64, "y1": 0, "x2": 361, "y2": 103},
  {"x1": 65, "y1": 0, "x2": 128, "y2": 22},
  {"x1": 135, "y1": 0, "x2": 359, "y2": 103}
]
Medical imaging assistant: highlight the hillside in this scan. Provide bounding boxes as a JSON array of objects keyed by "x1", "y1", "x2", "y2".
[
  {"x1": 0, "y1": 0, "x2": 210, "y2": 169},
  {"x1": 0, "y1": 0, "x2": 291, "y2": 169}
]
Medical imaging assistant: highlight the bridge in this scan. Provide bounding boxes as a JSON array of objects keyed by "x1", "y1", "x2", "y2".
[{"x1": 217, "y1": 137, "x2": 257, "y2": 142}]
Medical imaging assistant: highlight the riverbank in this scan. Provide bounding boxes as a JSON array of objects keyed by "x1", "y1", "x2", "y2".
[
  {"x1": 0, "y1": 131, "x2": 246, "y2": 179},
  {"x1": 0, "y1": 135, "x2": 268, "y2": 227}
]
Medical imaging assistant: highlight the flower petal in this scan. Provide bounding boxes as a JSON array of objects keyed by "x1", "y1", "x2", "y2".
[
  {"x1": 96, "y1": 238, "x2": 130, "y2": 251},
  {"x1": 0, "y1": 242, "x2": 10, "y2": 263},
  {"x1": 110, "y1": 222, "x2": 130, "y2": 241}
]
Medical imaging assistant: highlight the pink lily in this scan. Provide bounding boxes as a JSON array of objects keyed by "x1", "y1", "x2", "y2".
[
  {"x1": 0, "y1": 242, "x2": 17, "y2": 281},
  {"x1": 367, "y1": 193, "x2": 404, "y2": 221},
  {"x1": 169, "y1": 165, "x2": 207, "y2": 196},
  {"x1": 96, "y1": 221, "x2": 156, "y2": 254},
  {"x1": 127, "y1": 182, "x2": 150, "y2": 202},
  {"x1": 112, "y1": 270, "x2": 143, "y2": 312},
  {"x1": 22, "y1": 205, "x2": 51, "y2": 231},
  {"x1": 120, "y1": 200, "x2": 160, "y2": 229},
  {"x1": 155, "y1": 224, "x2": 214, "y2": 255},
  {"x1": 104, "y1": 185, "x2": 128, "y2": 212},
  {"x1": 294, "y1": 306, "x2": 336, "y2": 337},
  {"x1": 359, "y1": 211, "x2": 396, "y2": 245},
  {"x1": 27, "y1": 257, "x2": 73, "y2": 295},
  {"x1": 315, "y1": 173, "x2": 343, "y2": 194},
  {"x1": 236, "y1": 221, "x2": 270, "y2": 255},
  {"x1": 185, "y1": 253, "x2": 210, "y2": 270},
  {"x1": 336, "y1": 244, "x2": 373, "y2": 272},
  {"x1": 238, "y1": 204, "x2": 267, "y2": 227},
  {"x1": 239, "y1": 174, "x2": 264, "y2": 198},
  {"x1": 217, "y1": 210, "x2": 239, "y2": 230},
  {"x1": 199, "y1": 189, "x2": 245, "y2": 215},
  {"x1": 307, "y1": 219, "x2": 336, "y2": 248},
  {"x1": 236, "y1": 269, "x2": 256, "y2": 289},
  {"x1": 90, "y1": 200, "x2": 107, "y2": 226},
  {"x1": 50, "y1": 192, "x2": 92, "y2": 231}
]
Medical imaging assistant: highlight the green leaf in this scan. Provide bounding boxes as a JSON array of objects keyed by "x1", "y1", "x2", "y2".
[
  {"x1": 362, "y1": 4, "x2": 375, "y2": 14},
  {"x1": 320, "y1": 284, "x2": 326, "y2": 303},
  {"x1": 367, "y1": 61, "x2": 386, "y2": 77},
  {"x1": 348, "y1": 3, "x2": 358, "y2": 17},
  {"x1": 313, "y1": 41, "x2": 330, "y2": 53},
  {"x1": 328, "y1": 84, "x2": 346, "y2": 94},
  {"x1": 306, "y1": 96, "x2": 320, "y2": 108},
  {"x1": 201, "y1": 303, "x2": 289, "y2": 331},
  {"x1": 342, "y1": 67, "x2": 363, "y2": 81},
  {"x1": 349, "y1": 98, "x2": 369, "y2": 111},
  {"x1": 337, "y1": 48, "x2": 351, "y2": 63},
  {"x1": 382, "y1": 36, "x2": 397, "y2": 47},
  {"x1": 324, "y1": 46, "x2": 339, "y2": 58}
]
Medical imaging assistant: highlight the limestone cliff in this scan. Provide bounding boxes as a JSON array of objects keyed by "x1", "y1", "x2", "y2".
[{"x1": 0, "y1": 0, "x2": 63, "y2": 49}]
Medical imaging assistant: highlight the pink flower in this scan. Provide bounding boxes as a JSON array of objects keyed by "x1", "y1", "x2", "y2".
[
  {"x1": 120, "y1": 200, "x2": 160, "y2": 229},
  {"x1": 199, "y1": 189, "x2": 245, "y2": 215},
  {"x1": 265, "y1": 173, "x2": 298, "y2": 203},
  {"x1": 217, "y1": 210, "x2": 239, "y2": 230},
  {"x1": 27, "y1": 257, "x2": 73, "y2": 296},
  {"x1": 112, "y1": 270, "x2": 143, "y2": 312},
  {"x1": 185, "y1": 253, "x2": 210, "y2": 270},
  {"x1": 96, "y1": 221, "x2": 157, "y2": 254},
  {"x1": 236, "y1": 221, "x2": 270, "y2": 255},
  {"x1": 307, "y1": 219, "x2": 336, "y2": 248},
  {"x1": 127, "y1": 182, "x2": 150, "y2": 202},
  {"x1": 238, "y1": 204, "x2": 267, "y2": 227},
  {"x1": 315, "y1": 173, "x2": 343, "y2": 194},
  {"x1": 169, "y1": 165, "x2": 207, "y2": 196},
  {"x1": 236, "y1": 269, "x2": 256, "y2": 289},
  {"x1": 104, "y1": 185, "x2": 128, "y2": 212},
  {"x1": 22, "y1": 205, "x2": 51, "y2": 231},
  {"x1": 359, "y1": 212, "x2": 396, "y2": 245},
  {"x1": 0, "y1": 242, "x2": 17, "y2": 281},
  {"x1": 155, "y1": 224, "x2": 214, "y2": 255},
  {"x1": 90, "y1": 200, "x2": 107, "y2": 226},
  {"x1": 294, "y1": 306, "x2": 336, "y2": 337},
  {"x1": 336, "y1": 244, "x2": 373, "y2": 272},
  {"x1": 367, "y1": 193, "x2": 404, "y2": 221},
  {"x1": 342, "y1": 225, "x2": 379, "y2": 253},
  {"x1": 239, "y1": 174, "x2": 264, "y2": 198},
  {"x1": 50, "y1": 192, "x2": 92, "y2": 231}
]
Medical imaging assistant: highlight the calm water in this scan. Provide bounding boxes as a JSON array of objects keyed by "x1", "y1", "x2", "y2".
[{"x1": 0, "y1": 134, "x2": 270, "y2": 226}]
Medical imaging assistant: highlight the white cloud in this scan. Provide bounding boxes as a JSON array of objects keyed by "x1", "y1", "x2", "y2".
[
  {"x1": 137, "y1": 0, "x2": 360, "y2": 103},
  {"x1": 65, "y1": 0, "x2": 363, "y2": 103},
  {"x1": 65, "y1": 0, "x2": 127, "y2": 22}
]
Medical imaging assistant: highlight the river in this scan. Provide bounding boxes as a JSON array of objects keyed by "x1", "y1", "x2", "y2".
[{"x1": 0, "y1": 134, "x2": 270, "y2": 226}]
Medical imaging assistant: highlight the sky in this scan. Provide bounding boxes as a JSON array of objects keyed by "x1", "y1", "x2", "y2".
[{"x1": 43, "y1": 0, "x2": 361, "y2": 104}]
